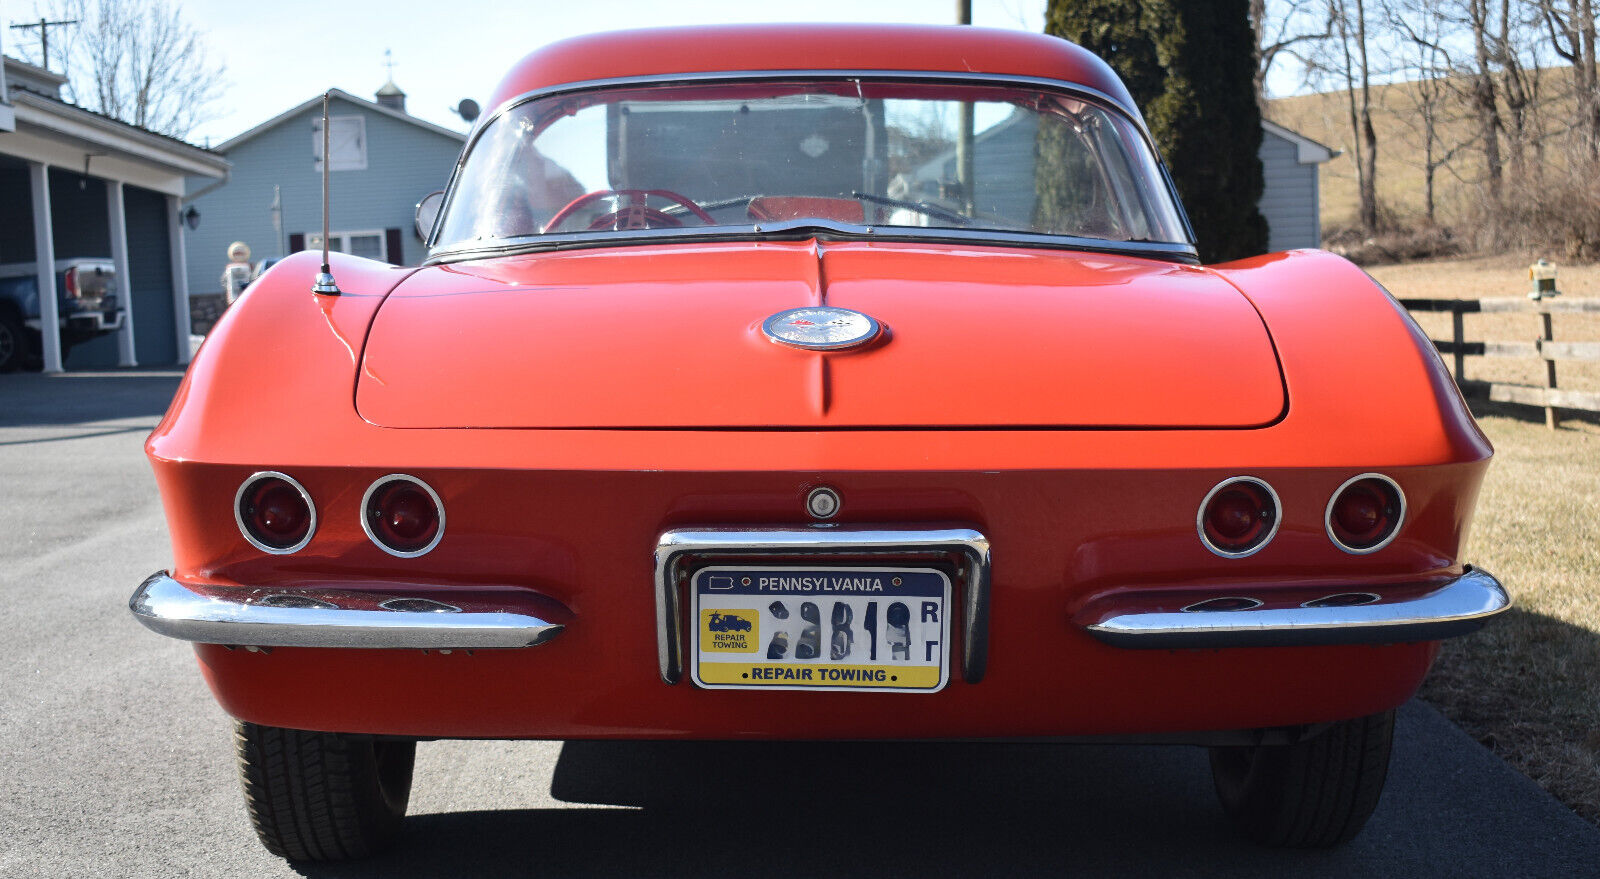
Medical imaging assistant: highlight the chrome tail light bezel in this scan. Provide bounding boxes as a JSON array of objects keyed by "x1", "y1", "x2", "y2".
[
  {"x1": 234, "y1": 471, "x2": 317, "y2": 555},
  {"x1": 1325, "y1": 472, "x2": 1407, "y2": 555},
  {"x1": 361, "y1": 473, "x2": 446, "y2": 558},
  {"x1": 1196, "y1": 475, "x2": 1282, "y2": 559}
]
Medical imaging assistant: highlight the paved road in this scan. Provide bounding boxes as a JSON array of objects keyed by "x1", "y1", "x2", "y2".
[{"x1": 3, "y1": 370, "x2": 1598, "y2": 878}]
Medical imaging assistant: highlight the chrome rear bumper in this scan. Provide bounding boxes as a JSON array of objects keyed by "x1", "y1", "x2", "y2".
[
  {"x1": 128, "y1": 572, "x2": 565, "y2": 649},
  {"x1": 1082, "y1": 567, "x2": 1509, "y2": 649}
]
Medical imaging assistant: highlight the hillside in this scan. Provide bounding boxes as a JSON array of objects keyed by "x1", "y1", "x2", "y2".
[{"x1": 1267, "y1": 65, "x2": 1582, "y2": 235}]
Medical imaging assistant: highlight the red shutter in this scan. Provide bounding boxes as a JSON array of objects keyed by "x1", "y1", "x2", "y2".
[
  {"x1": 385, "y1": 227, "x2": 404, "y2": 265},
  {"x1": 288, "y1": 233, "x2": 305, "y2": 253}
]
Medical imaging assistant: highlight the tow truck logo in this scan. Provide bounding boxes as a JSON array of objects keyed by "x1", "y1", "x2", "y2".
[
  {"x1": 701, "y1": 609, "x2": 758, "y2": 653},
  {"x1": 761, "y1": 306, "x2": 881, "y2": 351},
  {"x1": 706, "y1": 612, "x2": 752, "y2": 632}
]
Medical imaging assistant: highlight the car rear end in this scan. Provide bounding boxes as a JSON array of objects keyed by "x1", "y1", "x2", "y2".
[
  {"x1": 126, "y1": 24, "x2": 1509, "y2": 858},
  {"x1": 133, "y1": 244, "x2": 1503, "y2": 742}
]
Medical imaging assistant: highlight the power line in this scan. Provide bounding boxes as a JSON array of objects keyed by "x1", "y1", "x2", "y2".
[{"x1": 8, "y1": 17, "x2": 80, "y2": 73}]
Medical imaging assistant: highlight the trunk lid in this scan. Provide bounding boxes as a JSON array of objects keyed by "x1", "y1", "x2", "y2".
[{"x1": 356, "y1": 240, "x2": 1284, "y2": 429}]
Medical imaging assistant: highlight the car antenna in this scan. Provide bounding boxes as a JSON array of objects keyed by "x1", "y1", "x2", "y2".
[{"x1": 312, "y1": 91, "x2": 342, "y2": 296}]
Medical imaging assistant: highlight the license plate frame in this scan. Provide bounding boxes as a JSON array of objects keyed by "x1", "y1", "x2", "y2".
[{"x1": 689, "y1": 565, "x2": 952, "y2": 693}]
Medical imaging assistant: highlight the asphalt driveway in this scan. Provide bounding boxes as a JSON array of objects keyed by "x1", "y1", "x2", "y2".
[{"x1": 2, "y1": 370, "x2": 1597, "y2": 878}]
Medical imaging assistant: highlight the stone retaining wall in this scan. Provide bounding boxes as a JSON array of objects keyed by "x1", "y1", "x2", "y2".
[{"x1": 190, "y1": 293, "x2": 226, "y2": 336}]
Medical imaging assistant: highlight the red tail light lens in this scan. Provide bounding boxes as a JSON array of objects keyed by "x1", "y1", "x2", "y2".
[
  {"x1": 1198, "y1": 477, "x2": 1280, "y2": 558},
  {"x1": 1327, "y1": 474, "x2": 1404, "y2": 553},
  {"x1": 363, "y1": 475, "x2": 444, "y2": 557},
  {"x1": 235, "y1": 472, "x2": 315, "y2": 554},
  {"x1": 64, "y1": 267, "x2": 80, "y2": 300}
]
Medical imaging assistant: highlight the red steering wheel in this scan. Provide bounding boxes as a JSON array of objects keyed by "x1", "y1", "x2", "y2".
[{"x1": 543, "y1": 189, "x2": 715, "y2": 232}]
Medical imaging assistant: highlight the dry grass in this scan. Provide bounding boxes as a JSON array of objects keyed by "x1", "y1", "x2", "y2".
[
  {"x1": 1369, "y1": 255, "x2": 1600, "y2": 393},
  {"x1": 1373, "y1": 257, "x2": 1600, "y2": 825},
  {"x1": 1418, "y1": 405, "x2": 1600, "y2": 823}
]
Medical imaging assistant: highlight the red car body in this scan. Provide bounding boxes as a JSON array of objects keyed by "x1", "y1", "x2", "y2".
[{"x1": 132, "y1": 24, "x2": 1506, "y2": 858}]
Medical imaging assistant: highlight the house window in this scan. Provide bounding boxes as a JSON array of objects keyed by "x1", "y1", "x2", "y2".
[
  {"x1": 313, "y1": 115, "x2": 367, "y2": 171},
  {"x1": 308, "y1": 230, "x2": 386, "y2": 261}
]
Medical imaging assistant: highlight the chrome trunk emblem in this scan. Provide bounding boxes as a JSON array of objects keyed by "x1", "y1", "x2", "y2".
[{"x1": 762, "y1": 307, "x2": 881, "y2": 351}]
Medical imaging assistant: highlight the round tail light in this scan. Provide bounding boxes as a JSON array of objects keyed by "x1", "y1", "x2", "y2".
[
  {"x1": 235, "y1": 472, "x2": 315, "y2": 554},
  {"x1": 1198, "y1": 476, "x2": 1280, "y2": 558},
  {"x1": 362, "y1": 475, "x2": 444, "y2": 557},
  {"x1": 1326, "y1": 474, "x2": 1404, "y2": 553}
]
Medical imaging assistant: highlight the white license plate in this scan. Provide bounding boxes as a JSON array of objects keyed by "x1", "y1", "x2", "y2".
[{"x1": 689, "y1": 565, "x2": 951, "y2": 693}]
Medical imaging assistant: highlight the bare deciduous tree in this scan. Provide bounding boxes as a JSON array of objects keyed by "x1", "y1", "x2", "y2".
[
  {"x1": 1493, "y1": 0, "x2": 1545, "y2": 185},
  {"x1": 1323, "y1": 0, "x2": 1383, "y2": 232},
  {"x1": 12, "y1": 0, "x2": 224, "y2": 139},
  {"x1": 1292, "y1": 0, "x2": 1387, "y2": 233},
  {"x1": 1251, "y1": 0, "x2": 1333, "y2": 105},
  {"x1": 1458, "y1": 0, "x2": 1508, "y2": 206},
  {"x1": 1540, "y1": 0, "x2": 1600, "y2": 163},
  {"x1": 1386, "y1": 0, "x2": 1473, "y2": 223},
  {"x1": 1257, "y1": 0, "x2": 1595, "y2": 251}
]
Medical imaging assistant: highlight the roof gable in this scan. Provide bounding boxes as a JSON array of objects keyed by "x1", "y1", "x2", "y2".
[
  {"x1": 1261, "y1": 119, "x2": 1338, "y2": 164},
  {"x1": 2, "y1": 55, "x2": 68, "y2": 99},
  {"x1": 216, "y1": 88, "x2": 464, "y2": 153}
]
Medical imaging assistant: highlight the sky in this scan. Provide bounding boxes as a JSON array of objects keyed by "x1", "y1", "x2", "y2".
[{"x1": 1, "y1": 0, "x2": 1051, "y2": 146}]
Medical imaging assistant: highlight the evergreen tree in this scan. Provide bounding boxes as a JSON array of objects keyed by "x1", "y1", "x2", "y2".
[{"x1": 1043, "y1": 0, "x2": 1268, "y2": 262}]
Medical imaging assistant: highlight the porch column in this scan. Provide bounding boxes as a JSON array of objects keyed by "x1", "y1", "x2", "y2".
[
  {"x1": 167, "y1": 195, "x2": 193, "y2": 364},
  {"x1": 108, "y1": 180, "x2": 137, "y2": 367},
  {"x1": 28, "y1": 162, "x2": 62, "y2": 373}
]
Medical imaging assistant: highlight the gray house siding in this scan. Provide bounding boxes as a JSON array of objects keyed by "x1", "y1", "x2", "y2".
[
  {"x1": 1258, "y1": 130, "x2": 1320, "y2": 251},
  {"x1": 913, "y1": 110, "x2": 1040, "y2": 222},
  {"x1": 910, "y1": 112, "x2": 1327, "y2": 256},
  {"x1": 184, "y1": 95, "x2": 462, "y2": 294}
]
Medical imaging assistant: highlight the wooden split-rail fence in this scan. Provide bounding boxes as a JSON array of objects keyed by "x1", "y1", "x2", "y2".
[{"x1": 1400, "y1": 296, "x2": 1600, "y2": 428}]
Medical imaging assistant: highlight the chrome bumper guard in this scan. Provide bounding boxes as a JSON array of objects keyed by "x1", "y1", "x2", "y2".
[
  {"x1": 1083, "y1": 567, "x2": 1509, "y2": 649},
  {"x1": 655, "y1": 527, "x2": 991, "y2": 685},
  {"x1": 128, "y1": 572, "x2": 565, "y2": 649}
]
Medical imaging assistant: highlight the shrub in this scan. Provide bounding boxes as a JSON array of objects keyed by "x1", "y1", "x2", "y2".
[
  {"x1": 1484, "y1": 172, "x2": 1600, "y2": 261},
  {"x1": 1323, "y1": 223, "x2": 1462, "y2": 266}
]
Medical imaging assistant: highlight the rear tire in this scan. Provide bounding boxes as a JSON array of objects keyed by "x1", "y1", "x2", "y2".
[
  {"x1": 234, "y1": 721, "x2": 415, "y2": 861},
  {"x1": 1209, "y1": 709, "x2": 1394, "y2": 847},
  {"x1": 0, "y1": 311, "x2": 25, "y2": 372}
]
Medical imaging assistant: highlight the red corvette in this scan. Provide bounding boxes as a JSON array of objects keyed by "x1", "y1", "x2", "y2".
[{"x1": 131, "y1": 24, "x2": 1507, "y2": 861}]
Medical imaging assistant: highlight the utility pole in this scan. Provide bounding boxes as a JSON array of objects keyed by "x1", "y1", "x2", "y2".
[
  {"x1": 8, "y1": 17, "x2": 79, "y2": 72},
  {"x1": 955, "y1": 0, "x2": 975, "y2": 216},
  {"x1": 270, "y1": 185, "x2": 285, "y2": 258}
]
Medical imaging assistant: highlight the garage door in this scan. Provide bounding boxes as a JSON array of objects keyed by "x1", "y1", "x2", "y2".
[{"x1": 125, "y1": 186, "x2": 176, "y2": 366}]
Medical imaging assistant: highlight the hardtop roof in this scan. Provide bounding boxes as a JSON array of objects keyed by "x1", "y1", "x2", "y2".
[{"x1": 487, "y1": 25, "x2": 1140, "y2": 121}]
